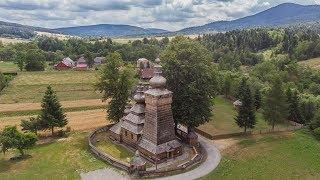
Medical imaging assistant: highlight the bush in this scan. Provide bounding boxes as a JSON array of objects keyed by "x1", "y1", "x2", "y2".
[
  {"x1": 24, "y1": 49, "x2": 45, "y2": 71},
  {"x1": 313, "y1": 128, "x2": 320, "y2": 140},
  {"x1": 310, "y1": 111, "x2": 320, "y2": 130},
  {"x1": 0, "y1": 72, "x2": 7, "y2": 91}
]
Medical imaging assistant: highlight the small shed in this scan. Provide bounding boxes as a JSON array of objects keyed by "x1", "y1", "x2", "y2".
[
  {"x1": 94, "y1": 57, "x2": 105, "y2": 65},
  {"x1": 233, "y1": 100, "x2": 242, "y2": 111}
]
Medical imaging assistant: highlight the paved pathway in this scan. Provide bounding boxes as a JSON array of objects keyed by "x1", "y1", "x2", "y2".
[
  {"x1": 81, "y1": 135, "x2": 221, "y2": 180},
  {"x1": 155, "y1": 135, "x2": 221, "y2": 180}
]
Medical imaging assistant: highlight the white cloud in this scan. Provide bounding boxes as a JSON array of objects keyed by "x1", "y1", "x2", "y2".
[{"x1": 0, "y1": 0, "x2": 318, "y2": 31}]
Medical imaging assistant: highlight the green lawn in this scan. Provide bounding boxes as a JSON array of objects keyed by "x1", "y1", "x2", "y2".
[
  {"x1": 95, "y1": 139, "x2": 134, "y2": 163},
  {"x1": 198, "y1": 96, "x2": 291, "y2": 135},
  {"x1": 0, "y1": 132, "x2": 108, "y2": 179},
  {"x1": 0, "y1": 71, "x2": 101, "y2": 103},
  {"x1": 203, "y1": 130, "x2": 320, "y2": 179},
  {"x1": 0, "y1": 61, "x2": 18, "y2": 73}
]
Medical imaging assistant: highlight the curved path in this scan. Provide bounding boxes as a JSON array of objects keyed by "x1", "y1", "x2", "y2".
[
  {"x1": 81, "y1": 135, "x2": 221, "y2": 180},
  {"x1": 155, "y1": 135, "x2": 221, "y2": 180}
]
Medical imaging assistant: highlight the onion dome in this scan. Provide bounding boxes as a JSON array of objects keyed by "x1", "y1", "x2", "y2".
[
  {"x1": 124, "y1": 104, "x2": 132, "y2": 115},
  {"x1": 133, "y1": 85, "x2": 145, "y2": 103},
  {"x1": 149, "y1": 59, "x2": 166, "y2": 89}
]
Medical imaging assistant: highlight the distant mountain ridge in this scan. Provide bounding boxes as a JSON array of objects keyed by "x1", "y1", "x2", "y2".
[
  {"x1": 0, "y1": 20, "x2": 59, "y2": 39},
  {"x1": 178, "y1": 3, "x2": 320, "y2": 34},
  {"x1": 54, "y1": 24, "x2": 170, "y2": 37},
  {"x1": 1, "y1": 3, "x2": 320, "y2": 38}
]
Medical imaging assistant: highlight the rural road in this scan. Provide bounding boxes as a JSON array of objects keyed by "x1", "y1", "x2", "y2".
[{"x1": 80, "y1": 135, "x2": 221, "y2": 180}]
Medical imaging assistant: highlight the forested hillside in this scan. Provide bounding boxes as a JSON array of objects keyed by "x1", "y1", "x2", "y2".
[
  {"x1": 179, "y1": 3, "x2": 320, "y2": 34},
  {"x1": 55, "y1": 24, "x2": 170, "y2": 37},
  {"x1": 0, "y1": 21, "x2": 58, "y2": 39}
]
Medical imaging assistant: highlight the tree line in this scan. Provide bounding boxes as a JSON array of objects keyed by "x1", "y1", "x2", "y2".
[{"x1": 0, "y1": 36, "x2": 170, "y2": 71}]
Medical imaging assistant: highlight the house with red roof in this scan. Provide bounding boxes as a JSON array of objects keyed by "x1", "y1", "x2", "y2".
[
  {"x1": 76, "y1": 57, "x2": 88, "y2": 71},
  {"x1": 54, "y1": 57, "x2": 75, "y2": 70}
]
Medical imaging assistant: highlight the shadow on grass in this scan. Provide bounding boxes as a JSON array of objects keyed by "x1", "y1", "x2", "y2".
[{"x1": 0, "y1": 154, "x2": 32, "y2": 173}]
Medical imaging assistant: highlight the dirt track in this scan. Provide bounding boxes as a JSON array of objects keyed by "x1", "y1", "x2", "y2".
[
  {"x1": 0, "y1": 109, "x2": 110, "y2": 131},
  {"x1": 0, "y1": 99, "x2": 105, "y2": 112}
]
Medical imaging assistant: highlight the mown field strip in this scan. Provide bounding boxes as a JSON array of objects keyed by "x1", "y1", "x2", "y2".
[
  {"x1": 0, "y1": 105, "x2": 106, "y2": 118},
  {"x1": 0, "y1": 99, "x2": 104, "y2": 112},
  {"x1": 0, "y1": 71, "x2": 101, "y2": 103},
  {"x1": 0, "y1": 109, "x2": 110, "y2": 131}
]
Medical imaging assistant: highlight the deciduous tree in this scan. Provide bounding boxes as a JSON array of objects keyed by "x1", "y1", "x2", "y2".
[
  {"x1": 0, "y1": 126, "x2": 37, "y2": 156},
  {"x1": 96, "y1": 52, "x2": 135, "y2": 122},
  {"x1": 161, "y1": 37, "x2": 217, "y2": 133},
  {"x1": 263, "y1": 76, "x2": 288, "y2": 130}
]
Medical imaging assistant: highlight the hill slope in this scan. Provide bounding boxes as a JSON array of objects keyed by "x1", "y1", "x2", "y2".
[
  {"x1": 54, "y1": 24, "x2": 169, "y2": 37},
  {"x1": 0, "y1": 21, "x2": 59, "y2": 39},
  {"x1": 179, "y1": 3, "x2": 320, "y2": 34}
]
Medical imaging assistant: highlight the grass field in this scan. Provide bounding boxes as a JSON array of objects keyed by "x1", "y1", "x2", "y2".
[
  {"x1": 95, "y1": 139, "x2": 134, "y2": 163},
  {"x1": 0, "y1": 70, "x2": 101, "y2": 103},
  {"x1": 299, "y1": 57, "x2": 320, "y2": 69},
  {"x1": 203, "y1": 130, "x2": 320, "y2": 179},
  {"x1": 0, "y1": 37, "x2": 29, "y2": 44},
  {"x1": 0, "y1": 132, "x2": 108, "y2": 179},
  {"x1": 0, "y1": 61, "x2": 18, "y2": 73},
  {"x1": 198, "y1": 96, "x2": 291, "y2": 135}
]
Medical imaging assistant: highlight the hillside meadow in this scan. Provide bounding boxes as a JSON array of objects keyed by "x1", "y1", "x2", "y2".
[
  {"x1": 0, "y1": 61, "x2": 18, "y2": 73},
  {"x1": 298, "y1": 57, "x2": 320, "y2": 69},
  {"x1": 198, "y1": 96, "x2": 292, "y2": 136},
  {"x1": 0, "y1": 70, "x2": 101, "y2": 103},
  {"x1": 203, "y1": 130, "x2": 320, "y2": 179}
]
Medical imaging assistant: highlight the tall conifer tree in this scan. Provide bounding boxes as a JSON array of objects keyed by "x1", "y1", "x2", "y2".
[
  {"x1": 254, "y1": 89, "x2": 262, "y2": 110},
  {"x1": 286, "y1": 88, "x2": 304, "y2": 124},
  {"x1": 40, "y1": 86, "x2": 67, "y2": 135},
  {"x1": 235, "y1": 78, "x2": 256, "y2": 132}
]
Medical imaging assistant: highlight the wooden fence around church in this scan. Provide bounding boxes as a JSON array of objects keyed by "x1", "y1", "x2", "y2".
[
  {"x1": 196, "y1": 123, "x2": 304, "y2": 140},
  {"x1": 88, "y1": 124, "x2": 132, "y2": 172}
]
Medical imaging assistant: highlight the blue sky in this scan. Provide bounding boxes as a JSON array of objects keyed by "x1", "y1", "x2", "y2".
[{"x1": 0, "y1": 0, "x2": 319, "y2": 31}]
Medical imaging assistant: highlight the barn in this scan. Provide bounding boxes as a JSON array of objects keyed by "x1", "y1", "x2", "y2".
[{"x1": 54, "y1": 57, "x2": 75, "y2": 70}]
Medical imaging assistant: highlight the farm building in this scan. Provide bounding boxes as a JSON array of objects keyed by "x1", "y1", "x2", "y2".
[
  {"x1": 54, "y1": 57, "x2": 75, "y2": 70},
  {"x1": 76, "y1": 57, "x2": 88, "y2": 70},
  {"x1": 136, "y1": 58, "x2": 155, "y2": 80},
  {"x1": 94, "y1": 57, "x2": 105, "y2": 65}
]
